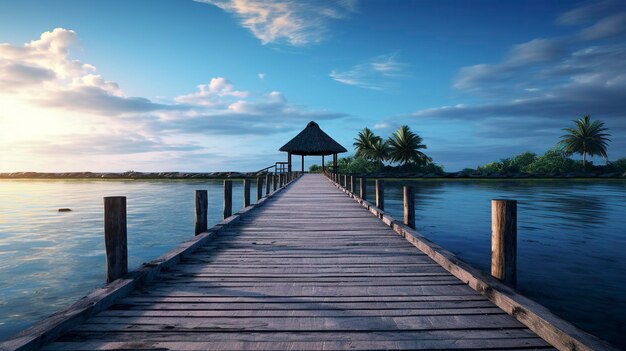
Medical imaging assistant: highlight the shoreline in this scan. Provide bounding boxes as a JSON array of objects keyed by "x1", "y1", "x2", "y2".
[{"x1": 1, "y1": 171, "x2": 624, "y2": 180}]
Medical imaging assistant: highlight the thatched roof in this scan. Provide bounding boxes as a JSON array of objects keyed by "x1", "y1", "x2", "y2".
[{"x1": 279, "y1": 121, "x2": 347, "y2": 156}]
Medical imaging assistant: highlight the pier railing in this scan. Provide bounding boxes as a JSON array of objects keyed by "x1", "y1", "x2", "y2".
[
  {"x1": 103, "y1": 171, "x2": 302, "y2": 283},
  {"x1": 324, "y1": 171, "x2": 517, "y2": 286}
]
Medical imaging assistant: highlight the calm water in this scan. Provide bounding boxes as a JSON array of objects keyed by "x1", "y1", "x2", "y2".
[{"x1": 0, "y1": 179, "x2": 625, "y2": 348}]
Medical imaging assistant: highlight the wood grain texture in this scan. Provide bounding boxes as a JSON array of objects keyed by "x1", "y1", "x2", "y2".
[
  {"x1": 491, "y1": 199, "x2": 517, "y2": 286},
  {"x1": 326, "y1": 175, "x2": 619, "y2": 351},
  {"x1": 7, "y1": 174, "x2": 616, "y2": 351},
  {"x1": 223, "y1": 180, "x2": 232, "y2": 219},
  {"x1": 104, "y1": 196, "x2": 127, "y2": 284},
  {"x1": 194, "y1": 190, "x2": 208, "y2": 235}
]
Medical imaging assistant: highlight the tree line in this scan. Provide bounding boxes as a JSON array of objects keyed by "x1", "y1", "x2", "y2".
[{"x1": 309, "y1": 115, "x2": 624, "y2": 176}]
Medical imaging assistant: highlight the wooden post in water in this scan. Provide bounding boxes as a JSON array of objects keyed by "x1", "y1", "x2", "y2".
[
  {"x1": 403, "y1": 186, "x2": 415, "y2": 229},
  {"x1": 491, "y1": 199, "x2": 517, "y2": 286},
  {"x1": 256, "y1": 177, "x2": 263, "y2": 201},
  {"x1": 104, "y1": 196, "x2": 127, "y2": 284},
  {"x1": 194, "y1": 190, "x2": 207, "y2": 235},
  {"x1": 350, "y1": 175, "x2": 354, "y2": 193},
  {"x1": 243, "y1": 179, "x2": 251, "y2": 207},
  {"x1": 265, "y1": 174, "x2": 271, "y2": 196},
  {"x1": 360, "y1": 177, "x2": 367, "y2": 200},
  {"x1": 375, "y1": 179, "x2": 384, "y2": 210},
  {"x1": 223, "y1": 180, "x2": 232, "y2": 219}
]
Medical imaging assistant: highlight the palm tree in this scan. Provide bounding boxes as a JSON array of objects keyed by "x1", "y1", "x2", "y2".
[
  {"x1": 560, "y1": 115, "x2": 611, "y2": 167},
  {"x1": 353, "y1": 128, "x2": 381, "y2": 160},
  {"x1": 369, "y1": 139, "x2": 389, "y2": 167},
  {"x1": 387, "y1": 125, "x2": 429, "y2": 166}
]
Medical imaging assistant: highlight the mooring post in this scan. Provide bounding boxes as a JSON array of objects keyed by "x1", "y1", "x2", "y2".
[
  {"x1": 256, "y1": 177, "x2": 263, "y2": 201},
  {"x1": 491, "y1": 199, "x2": 517, "y2": 286},
  {"x1": 223, "y1": 180, "x2": 232, "y2": 219},
  {"x1": 376, "y1": 179, "x2": 384, "y2": 210},
  {"x1": 194, "y1": 190, "x2": 207, "y2": 235},
  {"x1": 403, "y1": 186, "x2": 415, "y2": 229},
  {"x1": 265, "y1": 174, "x2": 271, "y2": 196},
  {"x1": 243, "y1": 179, "x2": 251, "y2": 207},
  {"x1": 104, "y1": 196, "x2": 127, "y2": 284},
  {"x1": 360, "y1": 177, "x2": 367, "y2": 200}
]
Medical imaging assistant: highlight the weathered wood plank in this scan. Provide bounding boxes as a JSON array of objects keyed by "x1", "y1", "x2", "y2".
[{"x1": 13, "y1": 174, "x2": 614, "y2": 351}]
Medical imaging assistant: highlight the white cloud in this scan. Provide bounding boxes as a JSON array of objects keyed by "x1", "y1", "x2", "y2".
[
  {"x1": 257, "y1": 72, "x2": 265, "y2": 80},
  {"x1": 195, "y1": 0, "x2": 356, "y2": 46},
  {"x1": 330, "y1": 54, "x2": 405, "y2": 90},
  {"x1": 175, "y1": 77, "x2": 249, "y2": 107},
  {"x1": 0, "y1": 28, "x2": 348, "y2": 172}
]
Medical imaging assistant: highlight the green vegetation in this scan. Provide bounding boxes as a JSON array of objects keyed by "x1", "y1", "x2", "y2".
[
  {"x1": 308, "y1": 117, "x2": 623, "y2": 177},
  {"x1": 559, "y1": 115, "x2": 611, "y2": 167},
  {"x1": 309, "y1": 125, "x2": 443, "y2": 175}
]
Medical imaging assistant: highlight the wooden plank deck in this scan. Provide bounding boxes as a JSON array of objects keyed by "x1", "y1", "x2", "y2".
[{"x1": 40, "y1": 174, "x2": 556, "y2": 350}]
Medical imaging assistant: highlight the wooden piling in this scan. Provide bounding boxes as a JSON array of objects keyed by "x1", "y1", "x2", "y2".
[
  {"x1": 376, "y1": 179, "x2": 384, "y2": 210},
  {"x1": 360, "y1": 177, "x2": 367, "y2": 200},
  {"x1": 194, "y1": 190, "x2": 207, "y2": 236},
  {"x1": 104, "y1": 196, "x2": 127, "y2": 284},
  {"x1": 343, "y1": 175, "x2": 347, "y2": 188},
  {"x1": 243, "y1": 179, "x2": 251, "y2": 207},
  {"x1": 265, "y1": 174, "x2": 271, "y2": 196},
  {"x1": 223, "y1": 180, "x2": 232, "y2": 219},
  {"x1": 491, "y1": 199, "x2": 517, "y2": 286},
  {"x1": 350, "y1": 176, "x2": 354, "y2": 193},
  {"x1": 273, "y1": 174, "x2": 278, "y2": 191},
  {"x1": 256, "y1": 177, "x2": 263, "y2": 201},
  {"x1": 403, "y1": 186, "x2": 415, "y2": 229}
]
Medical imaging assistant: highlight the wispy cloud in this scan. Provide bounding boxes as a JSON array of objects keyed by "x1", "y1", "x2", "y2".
[
  {"x1": 195, "y1": 0, "x2": 356, "y2": 46},
  {"x1": 376, "y1": 2, "x2": 626, "y2": 168},
  {"x1": 330, "y1": 54, "x2": 406, "y2": 90}
]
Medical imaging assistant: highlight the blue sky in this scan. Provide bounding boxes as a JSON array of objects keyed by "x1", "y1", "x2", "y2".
[{"x1": 1, "y1": 0, "x2": 625, "y2": 172}]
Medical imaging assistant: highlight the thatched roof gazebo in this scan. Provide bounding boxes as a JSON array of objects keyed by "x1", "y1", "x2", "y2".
[{"x1": 279, "y1": 121, "x2": 347, "y2": 174}]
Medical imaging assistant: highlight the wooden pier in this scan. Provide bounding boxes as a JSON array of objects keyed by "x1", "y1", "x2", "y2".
[{"x1": 1, "y1": 174, "x2": 618, "y2": 351}]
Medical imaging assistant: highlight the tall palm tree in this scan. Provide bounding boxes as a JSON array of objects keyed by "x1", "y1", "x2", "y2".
[
  {"x1": 387, "y1": 125, "x2": 429, "y2": 166},
  {"x1": 560, "y1": 115, "x2": 611, "y2": 167},
  {"x1": 369, "y1": 139, "x2": 389, "y2": 167},
  {"x1": 353, "y1": 128, "x2": 381, "y2": 160}
]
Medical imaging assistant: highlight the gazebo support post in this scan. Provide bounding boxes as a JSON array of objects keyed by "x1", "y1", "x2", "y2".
[
  {"x1": 287, "y1": 152, "x2": 292, "y2": 174},
  {"x1": 301, "y1": 155, "x2": 304, "y2": 173},
  {"x1": 322, "y1": 155, "x2": 325, "y2": 174},
  {"x1": 333, "y1": 153, "x2": 338, "y2": 181}
]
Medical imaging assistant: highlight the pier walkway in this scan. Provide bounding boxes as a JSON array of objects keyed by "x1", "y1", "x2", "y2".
[{"x1": 41, "y1": 174, "x2": 554, "y2": 350}]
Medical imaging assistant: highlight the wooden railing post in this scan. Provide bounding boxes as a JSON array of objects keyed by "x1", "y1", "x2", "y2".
[
  {"x1": 273, "y1": 174, "x2": 278, "y2": 191},
  {"x1": 491, "y1": 199, "x2": 517, "y2": 286},
  {"x1": 194, "y1": 190, "x2": 207, "y2": 235},
  {"x1": 279, "y1": 174, "x2": 283, "y2": 188},
  {"x1": 403, "y1": 186, "x2": 415, "y2": 229},
  {"x1": 350, "y1": 175, "x2": 354, "y2": 193},
  {"x1": 360, "y1": 177, "x2": 367, "y2": 200},
  {"x1": 104, "y1": 196, "x2": 127, "y2": 284},
  {"x1": 343, "y1": 175, "x2": 347, "y2": 188},
  {"x1": 375, "y1": 179, "x2": 384, "y2": 210},
  {"x1": 256, "y1": 177, "x2": 263, "y2": 201},
  {"x1": 265, "y1": 174, "x2": 271, "y2": 196},
  {"x1": 223, "y1": 180, "x2": 232, "y2": 219},
  {"x1": 243, "y1": 179, "x2": 251, "y2": 207}
]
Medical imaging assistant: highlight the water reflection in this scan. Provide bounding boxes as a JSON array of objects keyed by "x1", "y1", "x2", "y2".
[
  {"x1": 0, "y1": 179, "x2": 625, "y2": 347},
  {"x1": 375, "y1": 179, "x2": 626, "y2": 348}
]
